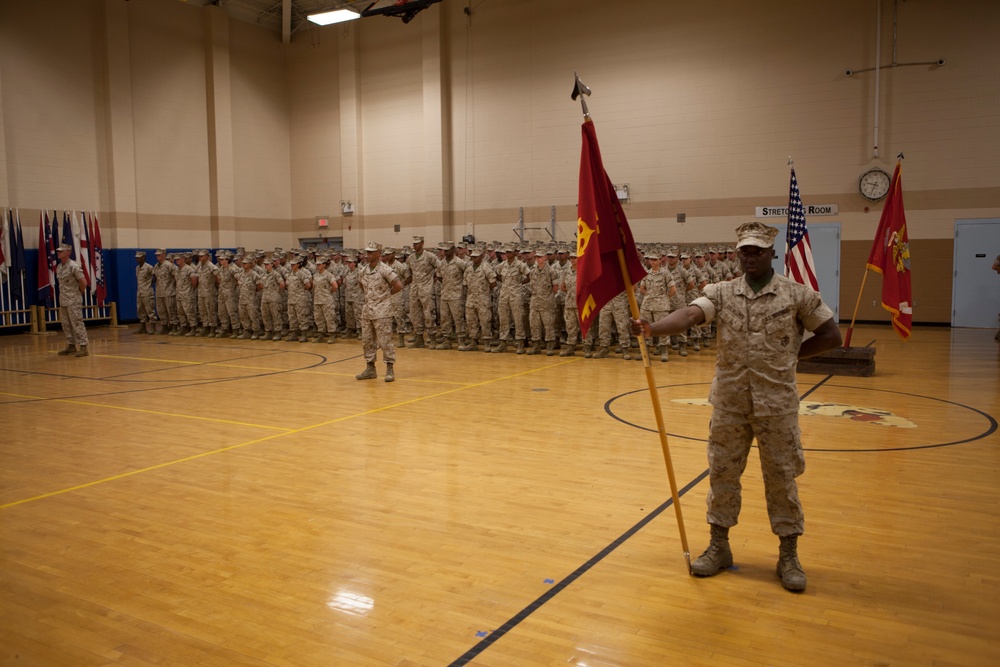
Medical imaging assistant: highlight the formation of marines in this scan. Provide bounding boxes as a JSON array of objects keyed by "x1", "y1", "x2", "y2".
[{"x1": 135, "y1": 236, "x2": 743, "y2": 364}]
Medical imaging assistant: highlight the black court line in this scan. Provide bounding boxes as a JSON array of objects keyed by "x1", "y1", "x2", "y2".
[
  {"x1": 0, "y1": 351, "x2": 340, "y2": 406},
  {"x1": 450, "y1": 372, "x2": 844, "y2": 665},
  {"x1": 448, "y1": 469, "x2": 711, "y2": 667}
]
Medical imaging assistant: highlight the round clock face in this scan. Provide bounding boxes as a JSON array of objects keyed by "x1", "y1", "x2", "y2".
[{"x1": 859, "y1": 167, "x2": 891, "y2": 201}]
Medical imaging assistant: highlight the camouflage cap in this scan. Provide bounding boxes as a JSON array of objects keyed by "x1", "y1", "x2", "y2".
[
  {"x1": 134, "y1": 249, "x2": 146, "y2": 258},
  {"x1": 735, "y1": 221, "x2": 779, "y2": 249},
  {"x1": 364, "y1": 241, "x2": 382, "y2": 253}
]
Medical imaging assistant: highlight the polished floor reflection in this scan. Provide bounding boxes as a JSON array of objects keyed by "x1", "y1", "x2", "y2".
[{"x1": 1, "y1": 325, "x2": 997, "y2": 665}]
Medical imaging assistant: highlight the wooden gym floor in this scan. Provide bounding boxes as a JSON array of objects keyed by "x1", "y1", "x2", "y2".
[{"x1": 1, "y1": 324, "x2": 998, "y2": 666}]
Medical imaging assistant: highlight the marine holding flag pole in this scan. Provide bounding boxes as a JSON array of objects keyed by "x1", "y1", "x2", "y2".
[{"x1": 573, "y1": 73, "x2": 691, "y2": 574}]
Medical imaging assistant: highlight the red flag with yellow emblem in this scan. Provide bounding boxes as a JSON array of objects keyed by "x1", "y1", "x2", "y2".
[
  {"x1": 865, "y1": 162, "x2": 912, "y2": 340},
  {"x1": 576, "y1": 119, "x2": 646, "y2": 338}
]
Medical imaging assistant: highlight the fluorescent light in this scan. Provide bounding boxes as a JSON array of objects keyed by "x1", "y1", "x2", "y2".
[{"x1": 307, "y1": 9, "x2": 360, "y2": 26}]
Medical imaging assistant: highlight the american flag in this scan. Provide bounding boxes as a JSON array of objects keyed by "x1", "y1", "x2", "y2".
[{"x1": 784, "y1": 168, "x2": 819, "y2": 292}]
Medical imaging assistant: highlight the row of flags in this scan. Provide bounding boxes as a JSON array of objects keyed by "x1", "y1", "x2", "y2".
[
  {"x1": 0, "y1": 209, "x2": 106, "y2": 309},
  {"x1": 35, "y1": 210, "x2": 107, "y2": 307},
  {"x1": 0, "y1": 209, "x2": 27, "y2": 306},
  {"x1": 575, "y1": 118, "x2": 911, "y2": 343}
]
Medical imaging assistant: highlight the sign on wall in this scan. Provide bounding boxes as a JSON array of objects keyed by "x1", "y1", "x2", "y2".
[{"x1": 755, "y1": 204, "x2": 838, "y2": 217}]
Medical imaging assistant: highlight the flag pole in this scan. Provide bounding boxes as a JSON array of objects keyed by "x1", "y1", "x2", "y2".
[
  {"x1": 616, "y1": 247, "x2": 692, "y2": 574},
  {"x1": 844, "y1": 152, "x2": 905, "y2": 348},
  {"x1": 843, "y1": 270, "x2": 870, "y2": 348},
  {"x1": 574, "y1": 72, "x2": 691, "y2": 573}
]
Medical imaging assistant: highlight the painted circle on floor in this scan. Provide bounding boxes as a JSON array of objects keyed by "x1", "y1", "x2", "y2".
[{"x1": 604, "y1": 382, "x2": 997, "y2": 452}]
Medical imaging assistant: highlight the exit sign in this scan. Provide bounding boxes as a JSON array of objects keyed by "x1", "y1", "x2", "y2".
[{"x1": 316, "y1": 216, "x2": 330, "y2": 229}]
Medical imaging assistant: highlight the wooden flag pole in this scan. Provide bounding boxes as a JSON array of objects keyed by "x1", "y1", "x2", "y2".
[
  {"x1": 575, "y1": 72, "x2": 690, "y2": 572},
  {"x1": 843, "y1": 268, "x2": 871, "y2": 348},
  {"x1": 616, "y1": 248, "x2": 692, "y2": 574}
]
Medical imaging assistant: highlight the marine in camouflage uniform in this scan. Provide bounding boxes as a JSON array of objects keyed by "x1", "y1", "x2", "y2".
[
  {"x1": 311, "y1": 256, "x2": 340, "y2": 343},
  {"x1": 153, "y1": 249, "x2": 177, "y2": 333},
  {"x1": 175, "y1": 254, "x2": 198, "y2": 335},
  {"x1": 135, "y1": 251, "x2": 156, "y2": 334},
  {"x1": 356, "y1": 243, "x2": 403, "y2": 382},
  {"x1": 633, "y1": 222, "x2": 842, "y2": 592},
  {"x1": 260, "y1": 259, "x2": 284, "y2": 340},
  {"x1": 460, "y1": 249, "x2": 497, "y2": 351},
  {"x1": 558, "y1": 253, "x2": 581, "y2": 356},
  {"x1": 527, "y1": 251, "x2": 560, "y2": 355},
  {"x1": 343, "y1": 256, "x2": 364, "y2": 338},
  {"x1": 237, "y1": 257, "x2": 264, "y2": 339},
  {"x1": 216, "y1": 252, "x2": 241, "y2": 338},
  {"x1": 405, "y1": 236, "x2": 440, "y2": 348},
  {"x1": 55, "y1": 244, "x2": 89, "y2": 357},
  {"x1": 596, "y1": 291, "x2": 633, "y2": 359},
  {"x1": 195, "y1": 250, "x2": 220, "y2": 336},
  {"x1": 663, "y1": 247, "x2": 694, "y2": 356},
  {"x1": 494, "y1": 246, "x2": 529, "y2": 353},
  {"x1": 382, "y1": 248, "x2": 410, "y2": 346},
  {"x1": 638, "y1": 254, "x2": 677, "y2": 362},
  {"x1": 284, "y1": 258, "x2": 313, "y2": 342},
  {"x1": 435, "y1": 243, "x2": 469, "y2": 349}
]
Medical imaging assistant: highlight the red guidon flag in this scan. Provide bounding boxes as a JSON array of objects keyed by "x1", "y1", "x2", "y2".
[
  {"x1": 576, "y1": 120, "x2": 646, "y2": 338},
  {"x1": 866, "y1": 162, "x2": 912, "y2": 340}
]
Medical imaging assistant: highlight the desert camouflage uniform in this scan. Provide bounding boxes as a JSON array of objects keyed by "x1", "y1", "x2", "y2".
[
  {"x1": 343, "y1": 264, "x2": 364, "y2": 335},
  {"x1": 387, "y1": 259, "x2": 410, "y2": 336},
  {"x1": 312, "y1": 267, "x2": 339, "y2": 336},
  {"x1": 598, "y1": 291, "x2": 632, "y2": 351},
  {"x1": 560, "y1": 265, "x2": 580, "y2": 348},
  {"x1": 136, "y1": 261, "x2": 156, "y2": 329},
  {"x1": 665, "y1": 260, "x2": 693, "y2": 347},
  {"x1": 153, "y1": 259, "x2": 178, "y2": 327},
  {"x1": 406, "y1": 250, "x2": 440, "y2": 343},
  {"x1": 285, "y1": 265, "x2": 312, "y2": 335},
  {"x1": 639, "y1": 268, "x2": 676, "y2": 350},
  {"x1": 691, "y1": 273, "x2": 835, "y2": 536},
  {"x1": 463, "y1": 260, "x2": 497, "y2": 345},
  {"x1": 196, "y1": 259, "x2": 220, "y2": 330},
  {"x1": 528, "y1": 260, "x2": 559, "y2": 345},
  {"x1": 57, "y1": 259, "x2": 88, "y2": 346},
  {"x1": 496, "y1": 257, "x2": 529, "y2": 343},
  {"x1": 260, "y1": 266, "x2": 284, "y2": 336},
  {"x1": 359, "y1": 261, "x2": 399, "y2": 363},
  {"x1": 437, "y1": 256, "x2": 469, "y2": 344},
  {"x1": 237, "y1": 266, "x2": 263, "y2": 336},
  {"x1": 175, "y1": 261, "x2": 198, "y2": 329},
  {"x1": 217, "y1": 261, "x2": 240, "y2": 335}
]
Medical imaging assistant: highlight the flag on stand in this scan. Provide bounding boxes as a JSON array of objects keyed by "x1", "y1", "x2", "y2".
[
  {"x1": 78, "y1": 211, "x2": 93, "y2": 288},
  {"x1": 62, "y1": 211, "x2": 74, "y2": 260},
  {"x1": 37, "y1": 212, "x2": 55, "y2": 306},
  {"x1": 784, "y1": 168, "x2": 819, "y2": 292},
  {"x1": 11, "y1": 210, "x2": 26, "y2": 306},
  {"x1": 91, "y1": 211, "x2": 106, "y2": 305},
  {"x1": 575, "y1": 119, "x2": 647, "y2": 338},
  {"x1": 0, "y1": 209, "x2": 8, "y2": 280},
  {"x1": 866, "y1": 162, "x2": 912, "y2": 340}
]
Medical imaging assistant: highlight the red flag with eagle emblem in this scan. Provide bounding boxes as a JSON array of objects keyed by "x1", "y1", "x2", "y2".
[
  {"x1": 576, "y1": 120, "x2": 646, "y2": 338},
  {"x1": 866, "y1": 161, "x2": 911, "y2": 340}
]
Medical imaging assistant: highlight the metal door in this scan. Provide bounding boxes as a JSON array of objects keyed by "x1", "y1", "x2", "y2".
[
  {"x1": 952, "y1": 218, "x2": 1000, "y2": 328},
  {"x1": 771, "y1": 222, "x2": 841, "y2": 321}
]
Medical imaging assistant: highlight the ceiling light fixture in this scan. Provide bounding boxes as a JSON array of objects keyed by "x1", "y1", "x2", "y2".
[{"x1": 306, "y1": 8, "x2": 361, "y2": 26}]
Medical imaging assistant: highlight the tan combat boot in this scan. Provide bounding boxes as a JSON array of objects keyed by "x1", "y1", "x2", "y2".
[
  {"x1": 355, "y1": 362, "x2": 377, "y2": 380},
  {"x1": 58, "y1": 344, "x2": 76, "y2": 356},
  {"x1": 493, "y1": 340, "x2": 507, "y2": 353},
  {"x1": 690, "y1": 524, "x2": 733, "y2": 576},
  {"x1": 777, "y1": 535, "x2": 807, "y2": 592},
  {"x1": 559, "y1": 343, "x2": 575, "y2": 357},
  {"x1": 384, "y1": 362, "x2": 395, "y2": 383},
  {"x1": 515, "y1": 340, "x2": 526, "y2": 355},
  {"x1": 545, "y1": 341, "x2": 556, "y2": 356},
  {"x1": 595, "y1": 346, "x2": 609, "y2": 358},
  {"x1": 75, "y1": 345, "x2": 89, "y2": 358}
]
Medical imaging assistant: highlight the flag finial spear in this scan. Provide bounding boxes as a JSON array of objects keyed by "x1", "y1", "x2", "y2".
[
  {"x1": 788, "y1": 155, "x2": 794, "y2": 166},
  {"x1": 571, "y1": 71, "x2": 591, "y2": 120},
  {"x1": 897, "y1": 151, "x2": 904, "y2": 161}
]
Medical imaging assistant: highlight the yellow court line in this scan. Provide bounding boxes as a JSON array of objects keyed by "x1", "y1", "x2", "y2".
[
  {"x1": 87, "y1": 353, "x2": 205, "y2": 365},
  {"x1": 0, "y1": 358, "x2": 580, "y2": 510},
  {"x1": 0, "y1": 391, "x2": 293, "y2": 432}
]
